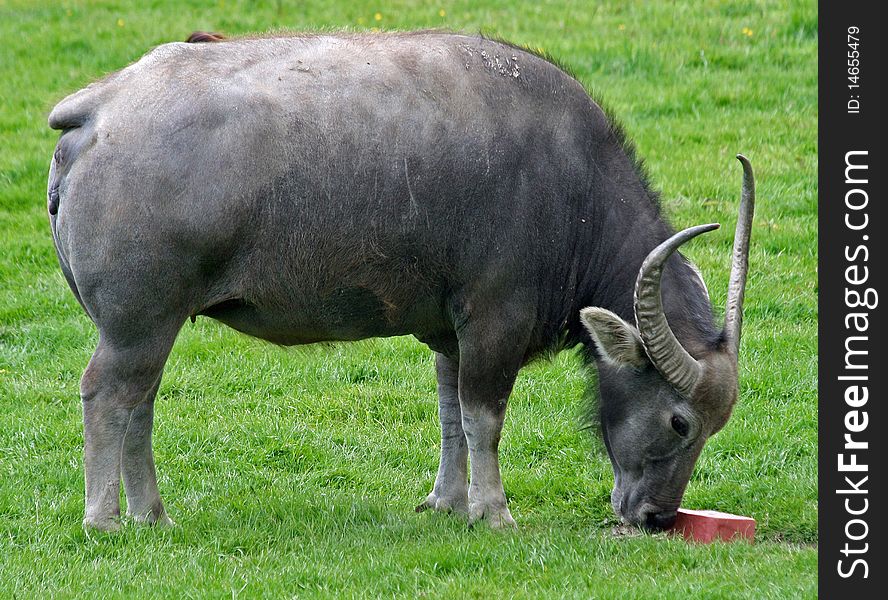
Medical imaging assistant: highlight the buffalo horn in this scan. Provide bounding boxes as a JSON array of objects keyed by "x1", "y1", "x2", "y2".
[
  {"x1": 724, "y1": 154, "x2": 756, "y2": 357},
  {"x1": 634, "y1": 223, "x2": 719, "y2": 397}
]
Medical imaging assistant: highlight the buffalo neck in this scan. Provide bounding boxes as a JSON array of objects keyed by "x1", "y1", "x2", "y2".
[{"x1": 566, "y1": 155, "x2": 722, "y2": 359}]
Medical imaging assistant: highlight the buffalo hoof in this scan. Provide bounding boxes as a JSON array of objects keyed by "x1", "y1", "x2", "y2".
[
  {"x1": 415, "y1": 491, "x2": 468, "y2": 515},
  {"x1": 468, "y1": 502, "x2": 517, "y2": 529},
  {"x1": 82, "y1": 515, "x2": 121, "y2": 532},
  {"x1": 128, "y1": 511, "x2": 176, "y2": 528}
]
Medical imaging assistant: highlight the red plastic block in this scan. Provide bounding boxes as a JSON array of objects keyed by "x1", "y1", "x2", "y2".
[{"x1": 670, "y1": 508, "x2": 755, "y2": 543}]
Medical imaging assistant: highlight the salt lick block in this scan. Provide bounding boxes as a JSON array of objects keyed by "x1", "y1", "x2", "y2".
[{"x1": 670, "y1": 508, "x2": 755, "y2": 543}]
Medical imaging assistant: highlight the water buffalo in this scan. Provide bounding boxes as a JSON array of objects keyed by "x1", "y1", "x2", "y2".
[{"x1": 47, "y1": 31, "x2": 754, "y2": 531}]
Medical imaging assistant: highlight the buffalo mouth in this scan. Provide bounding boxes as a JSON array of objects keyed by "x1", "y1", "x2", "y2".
[
  {"x1": 613, "y1": 490, "x2": 679, "y2": 531},
  {"x1": 641, "y1": 507, "x2": 678, "y2": 531}
]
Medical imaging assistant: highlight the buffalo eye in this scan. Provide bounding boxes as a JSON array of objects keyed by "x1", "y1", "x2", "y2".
[{"x1": 671, "y1": 415, "x2": 690, "y2": 437}]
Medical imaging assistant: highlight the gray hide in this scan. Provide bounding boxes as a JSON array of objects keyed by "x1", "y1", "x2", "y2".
[{"x1": 47, "y1": 32, "x2": 753, "y2": 531}]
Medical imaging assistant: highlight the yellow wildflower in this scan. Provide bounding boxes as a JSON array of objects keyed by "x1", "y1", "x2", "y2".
[{"x1": 374, "y1": 12, "x2": 382, "y2": 21}]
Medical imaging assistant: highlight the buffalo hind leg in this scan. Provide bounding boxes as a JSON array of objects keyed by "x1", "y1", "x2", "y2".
[
  {"x1": 416, "y1": 353, "x2": 468, "y2": 514},
  {"x1": 121, "y1": 383, "x2": 174, "y2": 526},
  {"x1": 81, "y1": 332, "x2": 177, "y2": 530}
]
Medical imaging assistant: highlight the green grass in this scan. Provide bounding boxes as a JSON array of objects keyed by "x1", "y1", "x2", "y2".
[{"x1": 0, "y1": 0, "x2": 816, "y2": 597}]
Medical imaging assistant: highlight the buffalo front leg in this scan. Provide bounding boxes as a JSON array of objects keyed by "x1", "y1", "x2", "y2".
[
  {"x1": 81, "y1": 338, "x2": 173, "y2": 530},
  {"x1": 458, "y1": 318, "x2": 527, "y2": 528},
  {"x1": 416, "y1": 353, "x2": 468, "y2": 514}
]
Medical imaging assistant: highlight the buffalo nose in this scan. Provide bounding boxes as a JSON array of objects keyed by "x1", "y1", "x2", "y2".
[
  {"x1": 618, "y1": 496, "x2": 629, "y2": 517},
  {"x1": 644, "y1": 509, "x2": 678, "y2": 531}
]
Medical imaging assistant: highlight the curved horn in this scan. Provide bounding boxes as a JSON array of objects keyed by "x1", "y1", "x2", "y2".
[
  {"x1": 634, "y1": 223, "x2": 720, "y2": 397},
  {"x1": 724, "y1": 154, "x2": 755, "y2": 357}
]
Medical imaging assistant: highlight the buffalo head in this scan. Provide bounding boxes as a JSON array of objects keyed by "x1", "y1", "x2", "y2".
[{"x1": 580, "y1": 155, "x2": 755, "y2": 530}]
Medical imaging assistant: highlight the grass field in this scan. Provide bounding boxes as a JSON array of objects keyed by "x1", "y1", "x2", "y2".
[{"x1": 0, "y1": 0, "x2": 817, "y2": 597}]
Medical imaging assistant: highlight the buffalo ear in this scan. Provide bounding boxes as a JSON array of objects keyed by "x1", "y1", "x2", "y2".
[{"x1": 580, "y1": 307, "x2": 649, "y2": 369}]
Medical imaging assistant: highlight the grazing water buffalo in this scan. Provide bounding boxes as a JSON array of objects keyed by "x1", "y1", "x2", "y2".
[{"x1": 47, "y1": 31, "x2": 754, "y2": 531}]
